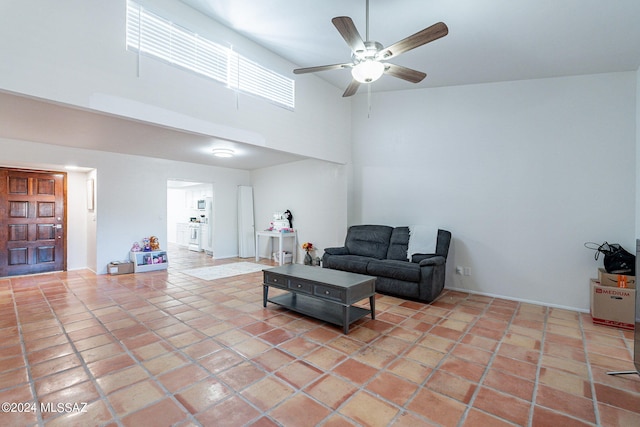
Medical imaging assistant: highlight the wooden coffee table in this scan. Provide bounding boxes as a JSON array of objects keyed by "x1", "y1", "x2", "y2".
[{"x1": 263, "y1": 264, "x2": 376, "y2": 334}]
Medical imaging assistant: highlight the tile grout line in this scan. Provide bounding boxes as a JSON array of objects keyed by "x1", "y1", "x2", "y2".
[
  {"x1": 94, "y1": 275, "x2": 223, "y2": 426},
  {"x1": 12, "y1": 264, "x2": 366, "y2": 426},
  {"x1": 314, "y1": 307, "x2": 433, "y2": 425},
  {"x1": 525, "y1": 304, "x2": 549, "y2": 427},
  {"x1": 397, "y1": 296, "x2": 482, "y2": 425},
  {"x1": 247, "y1": 299, "x2": 435, "y2": 426},
  {"x1": 10, "y1": 279, "x2": 45, "y2": 427},
  {"x1": 170, "y1": 317, "x2": 293, "y2": 426},
  {"x1": 261, "y1": 312, "x2": 386, "y2": 425},
  {"x1": 34, "y1": 276, "x2": 123, "y2": 427},
  {"x1": 104, "y1": 314, "x2": 206, "y2": 425},
  {"x1": 336, "y1": 293, "x2": 498, "y2": 426},
  {"x1": 6, "y1": 258, "x2": 638, "y2": 427},
  {"x1": 109, "y1": 273, "x2": 314, "y2": 426},
  {"x1": 112, "y1": 279, "x2": 230, "y2": 423},
  {"x1": 49, "y1": 275, "x2": 176, "y2": 425},
  {"x1": 455, "y1": 298, "x2": 522, "y2": 427},
  {"x1": 230, "y1": 308, "x2": 378, "y2": 426},
  {"x1": 579, "y1": 310, "x2": 602, "y2": 426},
  {"x1": 338, "y1": 293, "x2": 512, "y2": 426},
  {"x1": 115, "y1": 275, "x2": 234, "y2": 417}
]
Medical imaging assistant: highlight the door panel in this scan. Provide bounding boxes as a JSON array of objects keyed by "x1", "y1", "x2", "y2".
[{"x1": 0, "y1": 168, "x2": 66, "y2": 276}]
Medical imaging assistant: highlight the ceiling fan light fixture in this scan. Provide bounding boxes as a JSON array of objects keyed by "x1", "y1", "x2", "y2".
[
  {"x1": 212, "y1": 148, "x2": 234, "y2": 158},
  {"x1": 351, "y1": 60, "x2": 385, "y2": 83}
]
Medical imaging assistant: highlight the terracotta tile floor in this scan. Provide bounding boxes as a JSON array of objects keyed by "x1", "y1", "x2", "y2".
[{"x1": 1, "y1": 245, "x2": 639, "y2": 426}]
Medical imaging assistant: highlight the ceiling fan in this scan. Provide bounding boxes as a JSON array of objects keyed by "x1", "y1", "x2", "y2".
[{"x1": 293, "y1": 0, "x2": 448, "y2": 97}]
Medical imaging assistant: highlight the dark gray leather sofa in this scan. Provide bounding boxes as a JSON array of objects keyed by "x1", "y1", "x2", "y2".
[{"x1": 322, "y1": 225, "x2": 451, "y2": 303}]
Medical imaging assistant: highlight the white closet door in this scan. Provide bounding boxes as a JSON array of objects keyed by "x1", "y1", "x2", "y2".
[{"x1": 237, "y1": 186, "x2": 255, "y2": 258}]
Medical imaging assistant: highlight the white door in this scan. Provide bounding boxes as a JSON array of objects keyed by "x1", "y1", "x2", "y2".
[{"x1": 237, "y1": 186, "x2": 255, "y2": 258}]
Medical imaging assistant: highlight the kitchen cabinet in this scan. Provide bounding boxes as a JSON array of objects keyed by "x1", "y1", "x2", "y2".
[
  {"x1": 201, "y1": 224, "x2": 212, "y2": 253},
  {"x1": 176, "y1": 223, "x2": 189, "y2": 247}
]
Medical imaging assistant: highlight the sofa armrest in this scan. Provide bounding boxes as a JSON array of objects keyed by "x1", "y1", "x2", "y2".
[
  {"x1": 418, "y1": 256, "x2": 446, "y2": 302},
  {"x1": 412, "y1": 253, "x2": 435, "y2": 263},
  {"x1": 418, "y1": 255, "x2": 445, "y2": 267},
  {"x1": 324, "y1": 247, "x2": 350, "y2": 256}
]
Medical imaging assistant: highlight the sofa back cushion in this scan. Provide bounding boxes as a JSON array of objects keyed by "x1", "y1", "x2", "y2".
[
  {"x1": 386, "y1": 227, "x2": 410, "y2": 261},
  {"x1": 345, "y1": 225, "x2": 393, "y2": 259},
  {"x1": 436, "y1": 229, "x2": 452, "y2": 258}
]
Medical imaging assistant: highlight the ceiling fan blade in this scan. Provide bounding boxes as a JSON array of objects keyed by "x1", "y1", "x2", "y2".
[
  {"x1": 332, "y1": 16, "x2": 366, "y2": 54},
  {"x1": 379, "y1": 22, "x2": 448, "y2": 60},
  {"x1": 342, "y1": 79, "x2": 361, "y2": 97},
  {"x1": 384, "y1": 63, "x2": 427, "y2": 83},
  {"x1": 293, "y1": 63, "x2": 351, "y2": 74}
]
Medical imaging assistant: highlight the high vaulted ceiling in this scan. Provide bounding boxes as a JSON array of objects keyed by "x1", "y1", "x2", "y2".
[{"x1": 181, "y1": 0, "x2": 640, "y2": 94}]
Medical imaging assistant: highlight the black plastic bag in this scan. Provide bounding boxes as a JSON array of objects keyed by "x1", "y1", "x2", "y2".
[{"x1": 585, "y1": 241, "x2": 635, "y2": 275}]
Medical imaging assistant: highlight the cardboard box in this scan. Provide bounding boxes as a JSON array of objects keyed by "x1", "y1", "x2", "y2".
[
  {"x1": 598, "y1": 268, "x2": 635, "y2": 289},
  {"x1": 108, "y1": 262, "x2": 134, "y2": 275},
  {"x1": 590, "y1": 279, "x2": 635, "y2": 330}
]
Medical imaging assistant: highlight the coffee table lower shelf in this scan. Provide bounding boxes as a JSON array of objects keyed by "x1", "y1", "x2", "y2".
[{"x1": 267, "y1": 293, "x2": 371, "y2": 333}]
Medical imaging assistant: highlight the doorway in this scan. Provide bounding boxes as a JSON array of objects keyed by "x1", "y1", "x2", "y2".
[
  {"x1": 167, "y1": 180, "x2": 214, "y2": 257},
  {"x1": 0, "y1": 168, "x2": 67, "y2": 276}
]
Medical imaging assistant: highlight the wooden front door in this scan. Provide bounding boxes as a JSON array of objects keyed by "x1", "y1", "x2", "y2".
[{"x1": 0, "y1": 168, "x2": 66, "y2": 277}]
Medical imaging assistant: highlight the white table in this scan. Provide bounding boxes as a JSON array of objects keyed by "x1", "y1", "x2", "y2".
[{"x1": 255, "y1": 230, "x2": 297, "y2": 265}]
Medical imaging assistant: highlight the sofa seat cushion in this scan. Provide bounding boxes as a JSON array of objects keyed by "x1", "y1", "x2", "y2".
[
  {"x1": 374, "y1": 277, "x2": 420, "y2": 299},
  {"x1": 366, "y1": 259, "x2": 421, "y2": 282},
  {"x1": 323, "y1": 255, "x2": 371, "y2": 275}
]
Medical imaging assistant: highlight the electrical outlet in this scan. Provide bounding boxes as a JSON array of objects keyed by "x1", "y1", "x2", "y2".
[
  {"x1": 455, "y1": 266, "x2": 463, "y2": 275},
  {"x1": 463, "y1": 267, "x2": 471, "y2": 276}
]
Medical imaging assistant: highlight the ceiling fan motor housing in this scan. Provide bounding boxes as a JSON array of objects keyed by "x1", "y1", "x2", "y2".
[{"x1": 353, "y1": 41, "x2": 383, "y2": 62}]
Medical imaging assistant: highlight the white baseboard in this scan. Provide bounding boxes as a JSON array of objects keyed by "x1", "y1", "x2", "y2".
[{"x1": 444, "y1": 285, "x2": 589, "y2": 314}]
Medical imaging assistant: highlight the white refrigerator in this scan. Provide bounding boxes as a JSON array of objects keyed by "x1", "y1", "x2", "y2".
[{"x1": 201, "y1": 196, "x2": 213, "y2": 255}]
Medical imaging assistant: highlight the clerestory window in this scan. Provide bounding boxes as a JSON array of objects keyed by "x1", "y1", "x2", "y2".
[{"x1": 126, "y1": 1, "x2": 295, "y2": 110}]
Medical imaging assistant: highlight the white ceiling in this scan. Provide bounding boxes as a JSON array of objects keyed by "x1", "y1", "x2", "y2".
[
  {"x1": 3, "y1": 1, "x2": 640, "y2": 171},
  {"x1": 182, "y1": 0, "x2": 640, "y2": 93},
  {"x1": 0, "y1": 91, "x2": 307, "y2": 171}
]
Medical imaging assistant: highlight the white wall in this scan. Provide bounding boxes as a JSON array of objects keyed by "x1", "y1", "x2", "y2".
[
  {"x1": 0, "y1": 0, "x2": 351, "y2": 164},
  {"x1": 65, "y1": 170, "x2": 90, "y2": 271},
  {"x1": 0, "y1": 138, "x2": 250, "y2": 273},
  {"x1": 350, "y1": 72, "x2": 637, "y2": 311},
  {"x1": 251, "y1": 159, "x2": 348, "y2": 263}
]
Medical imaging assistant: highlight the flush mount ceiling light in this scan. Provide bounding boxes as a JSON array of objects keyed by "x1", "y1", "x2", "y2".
[{"x1": 212, "y1": 148, "x2": 234, "y2": 158}]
